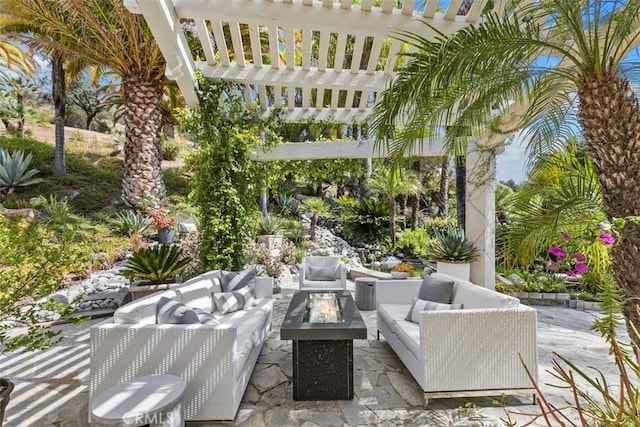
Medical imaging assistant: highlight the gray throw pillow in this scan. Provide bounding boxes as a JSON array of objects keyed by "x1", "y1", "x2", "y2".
[
  {"x1": 156, "y1": 297, "x2": 200, "y2": 324},
  {"x1": 307, "y1": 265, "x2": 338, "y2": 281},
  {"x1": 418, "y1": 275, "x2": 455, "y2": 303},
  {"x1": 405, "y1": 297, "x2": 464, "y2": 323},
  {"x1": 221, "y1": 267, "x2": 256, "y2": 292},
  {"x1": 193, "y1": 308, "x2": 220, "y2": 325},
  {"x1": 212, "y1": 286, "x2": 255, "y2": 315}
]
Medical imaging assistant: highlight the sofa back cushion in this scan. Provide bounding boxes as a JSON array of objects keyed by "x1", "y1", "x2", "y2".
[
  {"x1": 433, "y1": 273, "x2": 520, "y2": 309},
  {"x1": 418, "y1": 275, "x2": 454, "y2": 303},
  {"x1": 113, "y1": 289, "x2": 179, "y2": 324},
  {"x1": 174, "y1": 271, "x2": 222, "y2": 312},
  {"x1": 221, "y1": 267, "x2": 256, "y2": 292}
]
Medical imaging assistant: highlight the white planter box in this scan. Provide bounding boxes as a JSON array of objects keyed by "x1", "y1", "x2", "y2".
[{"x1": 436, "y1": 261, "x2": 470, "y2": 281}]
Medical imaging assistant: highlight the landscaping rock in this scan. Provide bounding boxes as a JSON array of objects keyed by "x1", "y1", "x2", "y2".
[{"x1": 506, "y1": 273, "x2": 525, "y2": 286}]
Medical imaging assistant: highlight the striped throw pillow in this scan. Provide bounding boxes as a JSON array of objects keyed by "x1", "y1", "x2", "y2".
[
  {"x1": 405, "y1": 297, "x2": 463, "y2": 323},
  {"x1": 212, "y1": 285, "x2": 255, "y2": 315}
]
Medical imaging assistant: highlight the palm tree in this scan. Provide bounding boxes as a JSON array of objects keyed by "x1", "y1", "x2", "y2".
[
  {"x1": 0, "y1": 0, "x2": 169, "y2": 208},
  {"x1": 370, "y1": 166, "x2": 421, "y2": 247},
  {"x1": 372, "y1": 0, "x2": 640, "y2": 343},
  {"x1": 301, "y1": 197, "x2": 331, "y2": 241}
]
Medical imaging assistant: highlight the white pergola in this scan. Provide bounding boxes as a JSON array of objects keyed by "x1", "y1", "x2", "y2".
[{"x1": 124, "y1": 0, "x2": 517, "y2": 288}]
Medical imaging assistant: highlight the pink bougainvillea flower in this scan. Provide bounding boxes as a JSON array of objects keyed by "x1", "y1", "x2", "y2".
[
  {"x1": 549, "y1": 245, "x2": 567, "y2": 259},
  {"x1": 574, "y1": 253, "x2": 586, "y2": 261},
  {"x1": 546, "y1": 261, "x2": 556, "y2": 270},
  {"x1": 566, "y1": 271, "x2": 577, "y2": 278},
  {"x1": 561, "y1": 232, "x2": 570, "y2": 240},
  {"x1": 599, "y1": 233, "x2": 616, "y2": 246},
  {"x1": 575, "y1": 263, "x2": 589, "y2": 274}
]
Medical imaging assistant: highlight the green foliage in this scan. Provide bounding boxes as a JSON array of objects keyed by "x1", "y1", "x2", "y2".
[
  {"x1": 428, "y1": 224, "x2": 479, "y2": 262},
  {"x1": 0, "y1": 148, "x2": 43, "y2": 193},
  {"x1": 282, "y1": 218, "x2": 306, "y2": 243},
  {"x1": 395, "y1": 228, "x2": 433, "y2": 259},
  {"x1": 343, "y1": 198, "x2": 390, "y2": 243},
  {"x1": 273, "y1": 190, "x2": 300, "y2": 217},
  {"x1": 121, "y1": 244, "x2": 189, "y2": 284},
  {"x1": 0, "y1": 217, "x2": 86, "y2": 351},
  {"x1": 161, "y1": 138, "x2": 182, "y2": 161},
  {"x1": 423, "y1": 217, "x2": 458, "y2": 237},
  {"x1": 257, "y1": 214, "x2": 285, "y2": 235},
  {"x1": 178, "y1": 78, "x2": 281, "y2": 270},
  {"x1": 301, "y1": 197, "x2": 331, "y2": 217},
  {"x1": 114, "y1": 210, "x2": 150, "y2": 236},
  {"x1": 32, "y1": 194, "x2": 79, "y2": 227}
]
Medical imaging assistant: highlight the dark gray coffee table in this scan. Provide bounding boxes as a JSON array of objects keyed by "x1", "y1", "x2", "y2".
[{"x1": 280, "y1": 291, "x2": 367, "y2": 400}]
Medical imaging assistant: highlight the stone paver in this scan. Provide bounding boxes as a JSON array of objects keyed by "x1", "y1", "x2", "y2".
[{"x1": 0, "y1": 281, "x2": 631, "y2": 426}]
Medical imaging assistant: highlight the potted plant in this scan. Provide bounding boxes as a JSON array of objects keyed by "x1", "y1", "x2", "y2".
[
  {"x1": 150, "y1": 207, "x2": 177, "y2": 244},
  {"x1": 428, "y1": 225, "x2": 479, "y2": 280},
  {"x1": 121, "y1": 244, "x2": 190, "y2": 300},
  {"x1": 390, "y1": 262, "x2": 413, "y2": 279},
  {"x1": 256, "y1": 214, "x2": 285, "y2": 250}
]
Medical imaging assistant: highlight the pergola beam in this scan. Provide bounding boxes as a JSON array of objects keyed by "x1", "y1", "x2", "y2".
[{"x1": 252, "y1": 138, "x2": 447, "y2": 161}]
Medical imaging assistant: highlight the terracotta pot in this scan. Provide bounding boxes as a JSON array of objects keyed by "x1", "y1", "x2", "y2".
[
  {"x1": 257, "y1": 234, "x2": 283, "y2": 250},
  {"x1": 157, "y1": 227, "x2": 176, "y2": 244},
  {"x1": 0, "y1": 378, "x2": 14, "y2": 427}
]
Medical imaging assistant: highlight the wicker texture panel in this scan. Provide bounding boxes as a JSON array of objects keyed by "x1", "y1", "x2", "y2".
[{"x1": 90, "y1": 324, "x2": 238, "y2": 420}]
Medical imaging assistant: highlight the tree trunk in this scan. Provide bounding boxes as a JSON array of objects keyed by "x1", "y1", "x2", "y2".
[
  {"x1": 438, "y1": 155, "x2": 450, "y2": 219},
  {"x1": 161, "y1": 107, "x2": 175, "y2": 139},
  {"x1": 121, "y1": 75, "x2": 166, "y2": 209},
  {"x1": 52, "y1": 53, "x2": 66, "y2": 177},
  {"x1": 455, "y1": 156, "x2": 465, "y2": 230},
  {"x1": 389, "y1": 196, "x2": 397, "y2": 247},
  {"x1": 310, "y1": 213, "x2": 318, "y2": 241},
  {"x1": 577, "y1": 72, "x2": 640, "y2": 350},
  {"x1": 401, "y1": 195, "x2": 408, "y2": 230},
  {"x1": 411, "y1": 159, "x2": 422, "y2": 229}
]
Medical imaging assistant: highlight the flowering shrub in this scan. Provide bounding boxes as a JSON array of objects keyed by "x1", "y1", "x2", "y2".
[
  {"x1": 149, "y1": 207, "x2": 176, "y2": 229},
  {"x1": 546, "y1": 231, "x2": 616, "y2": 277},
  {"x1": 392, "y1": 262, "x2": 414, "y2": 273}
]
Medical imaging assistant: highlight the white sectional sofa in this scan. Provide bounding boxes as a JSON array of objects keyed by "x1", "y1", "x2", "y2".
[
  {"x1": 376, "y1": 273, "x2": 538, "y2": 405},
  {"x1": 89, "y1": 270, "x2": 273, "y2": 421}
]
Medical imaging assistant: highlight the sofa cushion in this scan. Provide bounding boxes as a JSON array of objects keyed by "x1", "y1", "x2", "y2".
[
  {"x1": 441, "y1": 274, "x2": 520, "y2": 309},
  {"x1": 418, "y1": 275, "x2": 454, "y2": 303},
  {"x1": 156, "y1": 297, "x2": 200, "y2": 324},
  {"x1": 378, "y1": 303, "x2": 412, "y2": 335},
  {"x1": 213, "y1": 286, "x2": 255, "y2": 314},
  {"x1": 308, "y1": 265, "x2": 338, "y2": 281},
  {"x1": 233, "y1": 307, "x2": 269, "y2": 378},
  {"x1": 405, "y1": 297, "x2": 463, "y2": 323},
  {"x1": 300, "y1": 280, "x2": 342, "y2": 289},
  {"x1": 221, "y1": 267, "x2": 256, "y2": 292},
  {"x1": 394, "y1": 320, "x2": 422, "y2": 362}
]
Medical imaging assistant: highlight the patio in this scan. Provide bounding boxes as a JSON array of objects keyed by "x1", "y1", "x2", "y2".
[{"x1": 1, "y1": 279, "x2": 626, "y2": 426}]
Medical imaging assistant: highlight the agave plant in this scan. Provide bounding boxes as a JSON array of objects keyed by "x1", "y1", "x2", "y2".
[
  {"x1": 428, "y1": 225, "x2": 479, "y2": 263},
  {"x1": 0, "y1": 148, "x2": 43, "y2": 193},
  {"x1": 114, "y1": 210, "x2": 150, "y2": 236},
  {"x1": 257, "y1": 214, "x2": 285, "y2": 235},
  {"x1": 121, "y1": 244, "x2": 189, "y2": 284}
]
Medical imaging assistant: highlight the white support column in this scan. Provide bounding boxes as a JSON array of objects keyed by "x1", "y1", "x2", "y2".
[{"x1": 465, "y1": 141, "x2": 496, "y2": 289}]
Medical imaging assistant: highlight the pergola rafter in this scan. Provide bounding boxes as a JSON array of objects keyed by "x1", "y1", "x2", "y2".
[{"x1": 126, "y1": 0, "x2": 499, "y2": 124}]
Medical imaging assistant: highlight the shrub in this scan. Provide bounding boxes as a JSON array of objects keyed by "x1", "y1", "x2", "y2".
[
  {"x1": 161, "y1": 138, "x2": 182, "y2": 161},
  {"x1": 257, "y1": 214, "x2": 285, "y2": 235},
  {"x1": 32, "y1": 194, "x2": 78, "y2": 227},
  {"x1": 121, "y1": 244, "x2": 190, "y2": 284},
  {"x1": 395, "y1": 228, "x2": 432, "y2": 258},
  {"x1": 0, "y1": 148, "x2": 43, "y2": 193},
  {"x1": 343, "y1": 198, "x2": 389, "y2": 243}
]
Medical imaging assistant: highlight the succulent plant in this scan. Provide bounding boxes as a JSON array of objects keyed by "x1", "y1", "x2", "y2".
[
  {"x1": 257, "y1": 214, "x2": 285, "y2": 235},
  {"x1": 0, "y1": 148, "x2": 43, "y2": 193},
  {"x1": 122, "y1": 244, "x2": 189, "y2": 284},
  {"x1": 114, "y1": 210, "x2": 150, "y2": 236},
  {"x1": 428, "y1": 225, "x2": 479, "y2": 262}
]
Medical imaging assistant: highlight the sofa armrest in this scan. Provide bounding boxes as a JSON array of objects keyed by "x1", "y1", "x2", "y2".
[
  {"x1": 298, "y1": 263, "x2": 307, "y2": 289},
  {"x1": 375, "y1": 279, "x2": 422, "y2": 306},
  {"x1": 339, "y1": 264, "x2": 348, "y2": 289},
  {"x1": 419, "y1": 306, "x2": 538, "y2": 392},
  {"x1": 90, "y1": 323, "x2": 237, "y2": 419}
]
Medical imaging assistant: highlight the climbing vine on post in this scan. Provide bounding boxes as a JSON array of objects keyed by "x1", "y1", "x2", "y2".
[{"x1": 177, "y1": 78, "x2": 280, "y2": 271}]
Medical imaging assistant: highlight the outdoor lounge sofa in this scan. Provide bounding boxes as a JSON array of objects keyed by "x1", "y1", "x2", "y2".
[
  {"x1": 376, "y1": 273, "x2": 538, "y2": 405},
  {"x1": 89, "y1": 269, "x2": 273, "y2": 421}
]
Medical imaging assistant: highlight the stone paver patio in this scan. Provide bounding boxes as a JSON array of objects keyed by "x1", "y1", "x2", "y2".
[{"x1": 0, "y1": 280, "x2": 628, "y2": 426}]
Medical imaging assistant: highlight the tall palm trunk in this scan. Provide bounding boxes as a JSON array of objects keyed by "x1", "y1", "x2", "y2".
[
  {"x1": 52, "y1": 52, "x2": 66, "y2": 177},
  {"x1": 389, "y1": 196, "x2": 397, "y2": 247},
  {"x1": 411, "y1": 159, "x2": 421, "y2": 229},
  {"x1": 438, "y1": 155, "x2": 450, "y2": 219},
  {"x1": 578, "y1": 72, "x2": 640, "y2": 349},
  {"x1": 455, "y1": 156, "x2": 465, "y2": 230},
  {"x1": 122, "y1": 75, "x2": 166, "y2": 209}
]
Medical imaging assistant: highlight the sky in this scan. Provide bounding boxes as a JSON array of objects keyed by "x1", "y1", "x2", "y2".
[{"x1": 496, "y1": 135, "x2": 528, "y2": 183}]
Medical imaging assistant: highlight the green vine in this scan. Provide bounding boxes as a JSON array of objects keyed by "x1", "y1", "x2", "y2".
[{"x1": 177, "y1": 77, "x2": 280, "y2": 270}]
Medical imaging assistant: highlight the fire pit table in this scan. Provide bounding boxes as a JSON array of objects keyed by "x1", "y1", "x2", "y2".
[{"x1": 280, "y1": 291, "x2": 367, "y2": 400}]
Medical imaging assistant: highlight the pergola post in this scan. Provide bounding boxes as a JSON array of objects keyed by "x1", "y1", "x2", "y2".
[{"x1": 465, "y1": 141, "x2": 496, "y2": 289}]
